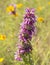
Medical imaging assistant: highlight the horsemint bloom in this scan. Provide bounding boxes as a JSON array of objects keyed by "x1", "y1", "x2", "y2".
[
  {"x1": 15, "y1": 8, "x2": 36, "y2": 61},
  {"x1": 6, "y1": 4, "x2": 18, "y2": 16}
]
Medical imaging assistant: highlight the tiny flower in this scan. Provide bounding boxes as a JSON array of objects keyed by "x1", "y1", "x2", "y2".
[
  {"x1": 0, "y1": 58, "x2": 4, "y2": 63},
  {"x1": 19, "y1": 49, "x2": 25, "y2": 54},
  {"x1": 0, "y1": 35, "x2": 6, "y2": 40},
  {"x1": 6, "y1": 4, "x2": 18, "y2": 16},
  {"x1": 37, "y1": 6, "x2": 43, "y2": 11},
  {"x1": 14, "y1": 50, "x2": 22, "y2": 61},
  {"x1": 6, "y1": 5, "x2": 14, "y2": 12},
  {"x1": 48, "y1": 2, "x2": 50, "y2": 5},
  {"x1": 16, "y1": 3, "x2": 23, "y2": 8},
  {"x1": 15, "y1": 55, "x2": 22, "y2": 61},
  {"x1": 26, "y1": 8, "x2": 31, "y2": 13},
  {"x1": 17, "y1": 44, "x2": 23, "y2": 49},
  {"x1": 37, "y1": 17, "x2": 44, "y2": 22}
]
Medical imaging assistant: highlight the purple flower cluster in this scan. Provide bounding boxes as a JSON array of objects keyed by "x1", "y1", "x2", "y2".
[
  {"x1": 15, "y1": 43, "x2": 32, "y2": 61},
  {"x1": 19, "y1": 8, "x2": 36, "y2": 43},
  {"x1": 15, "y1": 8, "x2": 36, "y2": 61}
]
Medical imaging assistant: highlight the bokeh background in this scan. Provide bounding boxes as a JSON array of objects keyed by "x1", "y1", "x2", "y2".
[{"x1": 0, "y1": 0, "x2": 50, "y2": 65}]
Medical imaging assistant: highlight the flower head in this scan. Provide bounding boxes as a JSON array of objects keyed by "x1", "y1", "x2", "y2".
[
  {"x1": 48, "y1": 2, "x2": 50, "y2": 5},
  {"x1": 0, "y1": 58, "x2": 4, "y2": 63},
  {"x1": 6, "y1": 5, "x2": 14, "y2": 12},
  {"x1": 37, "y1": 17, "x2": 44, "y2": 22},
  {"x1": 6, "y1": 4, "x2": 18, "y2": 16},
  {"x1": 37, "y1": 6, "x2": 43, "y2": 11},
  {"x1": 0, "y1": 35, "x2": 6, "y2": 40},
  {"x1": 16, "y1": 3, "x2": 23, "y2": 8}
]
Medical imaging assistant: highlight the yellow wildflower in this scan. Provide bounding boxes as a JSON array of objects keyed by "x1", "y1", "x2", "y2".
[
  {"x1": 6, "y1": 5, "x2": 14, "y2": 12},
  {"x1": 37, "y1": 6, "x2": 43, "y2": 11},
  {"x1": 16, "y1": 3, "x2": 23, "y2": 8},
  {"x1": 37, "y1": 17, "x2": 44, "y2": 22},
  {"x1": 48, "y1": 2, "x2": 50, "y2": 5},
  {"x1": 0, "y1": 35, "x2": 6, "y2": 40},
  {"x1": 6, "y1": 4, "x2": 18, "y2": 17},
  {"x1": 0, "y1": 58, "x2": 4, "y2": 62}
]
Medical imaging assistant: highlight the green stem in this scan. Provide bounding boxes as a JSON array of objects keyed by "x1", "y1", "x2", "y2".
[{"x1": 29, "y1": 54, "x2": 34, "y2": 65}]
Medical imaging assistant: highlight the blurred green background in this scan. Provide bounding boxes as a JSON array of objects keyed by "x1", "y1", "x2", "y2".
[{"x1": 0, "y1": 0, "x2": 50, "y2": 65}]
